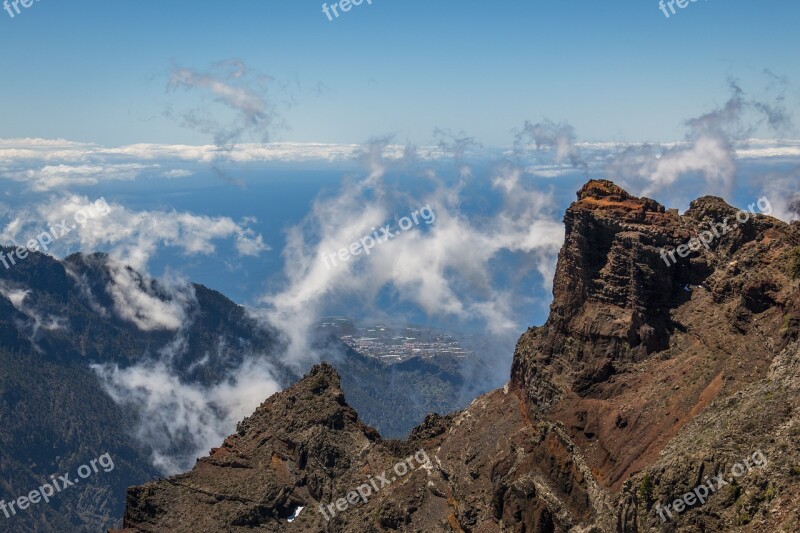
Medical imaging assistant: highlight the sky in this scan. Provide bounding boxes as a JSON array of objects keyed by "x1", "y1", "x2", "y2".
[
  {"x1": 0, "y1": 1, "x2": 799, "y2": 146},
  {"x1": 1, "y1": 0, "x2": 799, "y2": 472}
]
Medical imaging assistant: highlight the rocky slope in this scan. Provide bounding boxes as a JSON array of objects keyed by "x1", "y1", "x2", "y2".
[{"x1": 115, "y1": 180, "x2": 800, "y2": 532}]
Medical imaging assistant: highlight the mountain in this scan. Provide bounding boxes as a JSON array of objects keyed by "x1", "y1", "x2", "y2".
[
  {"x1": 115, "y1": 180, "x2": 800, "y2": 532},
  {"x1": 315, "y1": 319, "x2": 487, "y2": 438},
  {"x1": 0, "y1": 250, "x2": 475, "y2": 532},
  {"x1": 0, "y1": 250, "x2": 286, "y2": 532}
]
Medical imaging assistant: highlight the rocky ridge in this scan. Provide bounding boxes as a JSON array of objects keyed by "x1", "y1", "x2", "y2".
[{"x1": 115, "y1": 180, "x2": 800, "y2": 532}]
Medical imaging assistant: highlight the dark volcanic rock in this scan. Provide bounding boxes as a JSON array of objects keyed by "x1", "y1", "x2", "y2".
[
  {"x1": 119, "y1": 363, "x2": 385, "y2": 531},
  {"x1": 512, "y1": 180, "x2": 698, "y2": 407}
]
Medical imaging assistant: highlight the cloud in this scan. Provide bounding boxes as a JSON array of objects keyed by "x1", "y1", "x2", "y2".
[
  {"x1": 235, "y1": 229, "x2": 268, "y2": 256},
  {"x1": 514, "y1": 119, "x2": 588, "y2": 173},
  {"x1": 167, "y1": 59, "x2": 281, "y2": 148},
  {"x1": 0, "y1": 194, "x2": 269, "y2": 331},
  {"x1": 261, "y1": 139, "x2": 565, "y2": 390},
  {"x1": 608, "y1": 79, "x2": 796, "y2": 197},
  {"x1": 757, "y1": 166, "x2": 800, "y2": 222},
  {"x1": 104, "y1": 263, "x2": 196, "y2": 331},
  {"x1": 0, "y1": 286, "x2": 29, "y2": 308},
  {"x1": 0, "y1": 194, "x2": 269, "y2": 271},
  {"x1": 3, "y1": 136, "x2": 800, "y2": 193},
  {"x1": 433, "y1": 129, "x2": 480, "y2": 162},
  {"x1": 734, "y1": 139, "x2": 800, "y2": 159},
  {"x1": 0, "y1": 283, "x2": 67, "y2": 352},
  {"x1": 92, "y1": 356, "x2": 281, "y2": 474},
  {"x1": 163, "y1": 169, "x2": 194, "y2": 179},
  {"x1": 64, "y1": 262, "x2": 110, "y2": 318},
  {"x1": 3, "y1": 163, "x2": 155, "y2": 191},
  {"x1": 609, "y1": 136, "x2": 736, "y2": 196},
  {"x1": 0, "y1": 138, "x2": 462, "y2": 168}
]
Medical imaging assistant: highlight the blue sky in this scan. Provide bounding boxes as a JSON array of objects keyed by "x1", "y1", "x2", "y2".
[
  {"x1": 0, "y1": 1, "x2": 798, "y2": 467},
  {"x1": 0, "y1": 0, "x2": 798, "y2": 146}
]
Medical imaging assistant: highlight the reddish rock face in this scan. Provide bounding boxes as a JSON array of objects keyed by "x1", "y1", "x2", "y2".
[
  {"x1": 513, "y1": 179, "x2": 693, "y2": 406},
  {"x1": 114, "y1": 181, "x2": 800, "y2": 532}
]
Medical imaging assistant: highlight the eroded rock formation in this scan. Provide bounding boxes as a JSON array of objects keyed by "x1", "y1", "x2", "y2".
[{"x1": 114, "y1": 180, "x2": 800, "y2": 532}]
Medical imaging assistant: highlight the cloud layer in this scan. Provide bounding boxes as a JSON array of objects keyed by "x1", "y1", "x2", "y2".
[
  {"x1": 607, "y1": 80, "x2": 795, "y2": 198},
  {"x1": 92, "y1": 357, "x2": 281, "y2": 474},
  {"x1": 261, "y1": 138, "x2": 566, "y2": 396}
]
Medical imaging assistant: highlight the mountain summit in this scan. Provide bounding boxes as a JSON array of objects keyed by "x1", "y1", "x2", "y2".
[
  {"x1": 115, "y1": 180, "x2": 800, "y2": 532},
  {"x1": 0, "y1": 249, "x2": 471, "y2": 532}
]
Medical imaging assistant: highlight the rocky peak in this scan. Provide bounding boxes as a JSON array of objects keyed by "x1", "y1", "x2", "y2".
[
  {"x1": 575, "y1": 179, "x2": 665, "y2": 216},
  {"x1": 511, "y1": 182, "x2": 795, "y2": 408},
  {"x1": 512, "y1": 181, "x2": 695, "y2": 407},
  {"x1": 118, "y1": 362, "x2": 381, "y2": 532},
  {"x1": 115, "y1": 181, "x2": 800, "y2": 533},
  {"x1": 511, "y1": 180, "x2": 798, "y2": 492}
]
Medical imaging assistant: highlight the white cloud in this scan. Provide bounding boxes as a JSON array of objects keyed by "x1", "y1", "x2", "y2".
[
  {"x1": 92, "y1": 356, "x2": 281, "y2": 474},
  {"x1": 167, "y1": 60, "x2": 279, "y2": 147},
  {"x1": 1, "y1": 136, "x2": 799, "y2": 193},
  {"x1": 4, "y1": 163, "x2": 155, "y2": 191},
  {"x1": 0, "y1": 194, "x2": 269, "y2": 330},
  {"x1": 105, "y1": 263, "x2": 196, "y2": 331},
  {"x1": 162, "y1": 169, "x2": 194, "y2": 179},
  {"x1": 261, "y1": 149, "x2": 564, "y2": 371},
  {"x1": 0, "y1": 287, "x2": 30, "y2": 308},
  {"x1": 647, "y1": 136, "x2": 736, "y2": 195},
  {"x1": 0, "y1": 283, "x2": 67, "y2": 349},
  {"x1": 607, "y1": 81, "x2": 796, "y2": 198},
  {"x1": 0, "y1": 194, "x2": 269, "y2": 271}
]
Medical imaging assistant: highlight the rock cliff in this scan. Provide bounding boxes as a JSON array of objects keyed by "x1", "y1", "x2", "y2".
[{"x1": 115, "y1": 180, "x2": 800, "y2": 532}]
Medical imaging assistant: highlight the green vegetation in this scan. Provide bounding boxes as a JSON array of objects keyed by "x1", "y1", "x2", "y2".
[
  {"x1": 337, "y1": 349, "x2": 470, "y2": 438},
  {"x1": 637, "y1": 474, "x2": 655, "y2": 505},
  {"x1": 791, "y1": 465, "x2": 800, "y2": 477},
  {"x1": 0, "y1": 348, "x2": 160, "y2": 532},
  {"x1": 736, "y1": 512, "x2": 753, "y2": 526},
  {"x1": 307, "y1": 370, "x2": 330, "y2": 394}
]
